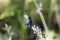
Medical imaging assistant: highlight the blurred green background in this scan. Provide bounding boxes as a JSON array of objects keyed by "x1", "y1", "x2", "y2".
[{"x1": 0, "y1": 0, "x2": 60, "y2": 40}]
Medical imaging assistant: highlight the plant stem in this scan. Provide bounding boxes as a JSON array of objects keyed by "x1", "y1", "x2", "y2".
[{"x1": 33, "y1": 0, "x2": 49, "y2": 33}]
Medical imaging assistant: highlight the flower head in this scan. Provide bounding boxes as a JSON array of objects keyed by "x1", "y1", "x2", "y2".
[
  {"x1": 32, "y1": 25, "x2": 46, "y2": 40},
  {"x1": 39, "y1": 2, "x2": 43, "y2": 8},
  {"x1": 36, "y1": 9, "x2": 40, "y2": 14},
  {"x1": 32, "y1": 25, "x2": 42, "y2": 35},
  {"x1": 35, "y1": 2, "x2": 43, "y2": 14}
]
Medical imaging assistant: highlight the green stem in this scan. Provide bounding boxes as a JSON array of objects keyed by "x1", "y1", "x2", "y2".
[{"x1": 33, "y1": 0, "x2": 49, "y2": 32}]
